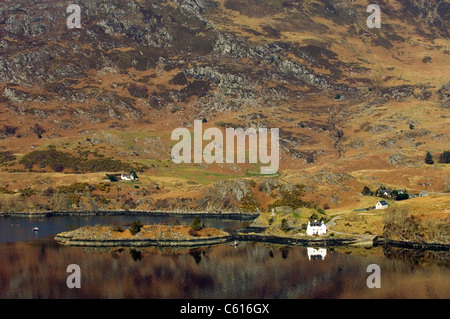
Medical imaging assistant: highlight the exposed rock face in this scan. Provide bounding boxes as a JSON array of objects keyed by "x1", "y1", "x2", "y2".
[
  {"x1": 296, "y1": 169, "x2": 355, "y2": 186},
  {"x1": 196, "y1": 179, "x2": 254, "y2": 212},
  {"x1": 0, "y1": 0, "x2": 446, "y2": 123},
  {"x1": 0, "y1": 0, "x2": 448, "y2": 212},
  {"x1": 388, "y1": 152, "x2": 421, "y2": 168}
]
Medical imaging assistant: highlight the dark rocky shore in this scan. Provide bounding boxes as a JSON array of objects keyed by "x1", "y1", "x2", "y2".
[
  {"x1": 0, "y1": 210, "x2": 259, "y2": 219},
  {"x1": 55, "y1": 234, "x2": 233, "y2": 248}
]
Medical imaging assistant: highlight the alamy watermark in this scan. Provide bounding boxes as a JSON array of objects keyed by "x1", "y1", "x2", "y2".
[
  {"x1": 66, "y1": 264, "x2": 81, "y2": 288},
  {"x1": 366, "y1": 264, "x2": 381, "y2": 288},
  {"x1": 67, "y1": 4, "x2": 81, "y2": 29},
  {"x1": 366, "y1": 4, "x2": 381, "y2": 29},
  {"x1": 171, "y1": 120, "x2": 279, "y2": 174}
]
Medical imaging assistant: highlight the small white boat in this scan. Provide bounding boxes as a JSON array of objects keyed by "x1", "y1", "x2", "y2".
[
  {"x1": 32, "y1": 227, "x2": 39, "y2": 232},
  {"x1": 230, "y1": 240, "x2": 239, "y2": 247}
]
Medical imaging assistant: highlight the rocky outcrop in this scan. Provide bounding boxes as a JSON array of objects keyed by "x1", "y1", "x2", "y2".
[
  {"x1": 196, "y1": 179, "x2": 254, "y2": 212},
  {"x1": 387, "y1": 152, "x2": 421, "y2": 168}
]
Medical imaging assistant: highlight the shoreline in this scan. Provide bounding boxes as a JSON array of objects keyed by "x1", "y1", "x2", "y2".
[
  {"x1": 55, "y1": 234, "x2": 233, "y2": 248},
  {"x1": 0, "y1": 210, "x2": 259, "y2": 219},
  {"x1": 54, "y1": 231, "x2": 450, "y2": 251},
  {"x1": 375, "y1": 237, "x2": 450, "y2": 251},
  {"x1": 54, "y1": 231, "x2": 360, "y2": 248},
  {"x1": 4, "y1": 210, "x2": 448, "y2": 251},
  {"x1": 53, "y1": 223, "x2": 450, "y2": 251}
]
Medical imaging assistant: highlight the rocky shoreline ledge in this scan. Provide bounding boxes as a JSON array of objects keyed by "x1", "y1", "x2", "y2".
[
  {"x1": 375, "y1": 237, "x2": 450, "y2": 251},
  {"x1": 55, "y1": 224, "x2": 450, "y2": 251},
  {"x1": 0, "y1": 210, "x2": 259, "y2": 219},
  {"x1": 55, "y1": 224, "x2": 233, "y2": 247}
]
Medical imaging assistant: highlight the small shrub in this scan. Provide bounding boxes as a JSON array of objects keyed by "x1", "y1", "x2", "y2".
[
  {"x1": 94, "y1": 195, "x2": 110, "y2": 205},
  {"x1": 438, "y1": 151, "x2": 450, "y2": 164},
  {"x1": 96, "y1": 182, "x2": 111, "y2": 192},
  {"x1": 309, "y1": 212, "x2": 319, "y2": 222},
  {"x1": 127, "y1": 83, "x2": 149, "y2": 99},
  {"x1": 396, "y1": 193, "x2": 409, "y2": 201},
  {"x1": 425, "y1": 151, "x2": 434, "y2": 165},
  {"x1": 240, "y1": 192, "x2": 260, "y2": 212},
  {"x1": 188, "y1": 227, "x2": 201, "y2": 237},
  {"x1": 106, "y1": 174, "x2": 119, "y2": 182},
  {"x1": 19, "y1": 187, "x2": 35, "y2": 198},
  {"x1": 129, "y1": 220, "x2": 143, "y2": 235},
  {"x1": 361, "y1": 186, "x2": 372, "y2": 196},
  {"x1": 122, "y1": 197, "x2": 136, "y2": 210},
  {"x1": 191, "y1": 215, "x2": 202, "y2": 231},
  {"x1": 42, "y1": 187, "x2": 54, "y2": 197},
  {"x1": 111, "y1": 226, "x2": 124, "y2": 233},
  {"x1": 0, "y1": 187, "x2": 15, "y2": 194},
  {"x1": 31, "y1": 123, "x2": 46, "y2": 136},
  {"x1": 66, "y1": 193, "x2": 81, "y2": 207},
  {"x1": 50, "y1": 162, "x2": 64, "y2": 172},
  {"x1": 169, "y1": 72, "x2": 188, "y2": 85},
  {"x1": 0, "y1": 125, "x2": 18, "y2": 137},
  {"x1": 281, "y1": 218, "x2": 289, "y2": 232},
  {"x1": 0, "y1": 151, "x2": 16, "y2": 165}
]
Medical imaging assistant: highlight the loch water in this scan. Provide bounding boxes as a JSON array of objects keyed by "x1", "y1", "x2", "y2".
[{"x1": 0, "y1": 214, "x2": 449, "y2": 299}]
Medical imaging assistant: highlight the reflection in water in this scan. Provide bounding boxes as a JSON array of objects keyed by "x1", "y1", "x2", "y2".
[
  {"x1": 307, "y1": 247, "x2": 327, "y2": 260},
  {"x1": 130, "y1": 249, "x2": 143, "y2": 262},
  {"x1": 383, "y1": 246, "x2": 450, "y2": 268},
  {"x1": 0, "y1": 239, "x2": 448, "y2": 299}
]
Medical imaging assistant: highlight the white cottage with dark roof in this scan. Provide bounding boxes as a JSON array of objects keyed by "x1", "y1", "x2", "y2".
[
  {"x1": 375, "y1": 200, "x2": 389, "y2": 209},
  {"x1": 307, "y1": 220, "x2": 327, "y2": 236},
  {"x1": 120, "y1": 173, "x2": 135, "y2": 181}
]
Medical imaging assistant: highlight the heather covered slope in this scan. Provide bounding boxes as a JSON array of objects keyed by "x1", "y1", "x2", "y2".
[{"x1": 0, "y1": 0, "x2": 448, "y2": 214}]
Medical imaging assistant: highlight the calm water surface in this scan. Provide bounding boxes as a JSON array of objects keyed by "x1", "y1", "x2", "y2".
[
  {"x1": 0, "y1": 214, "x2": 449, "y2": 299},
  {"x1": 0, "y1": 214, "x2": 249, "y2": 243}
]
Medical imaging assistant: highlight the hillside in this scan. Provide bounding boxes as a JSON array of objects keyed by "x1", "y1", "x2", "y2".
[{"x1": 0, "y1": 0, "x2": 449, "y2": 215}]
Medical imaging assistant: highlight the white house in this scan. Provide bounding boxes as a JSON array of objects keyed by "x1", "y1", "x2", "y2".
[
  {"x1": 307, "y1": 220, "x2": 327, "y2": 236},
  {"x1": 120, "y1": 173, "x2": 135, "y2": 181},
  {"x1": 382, "y1": 190, "x2": 392, "y2": 197},
  {"x1": 307, "y1": 247, "x2": 327, "y2": 260},
  {"x1": 375, "y1": 200, "x2": 389, "y2": 209}
]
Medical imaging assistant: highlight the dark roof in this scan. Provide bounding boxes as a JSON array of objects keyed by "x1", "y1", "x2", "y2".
[
  {"x1": 310, "y1": 221, "x2": 323, "y2": 226},
  {"x1": 378, "y1": 200, "x2": 388, "y2": 205}
]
